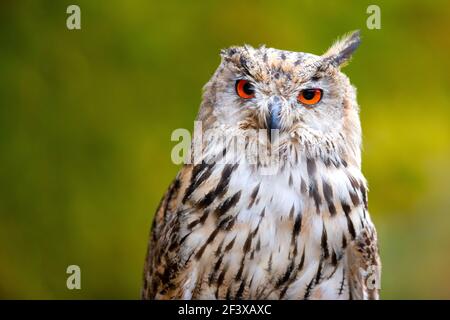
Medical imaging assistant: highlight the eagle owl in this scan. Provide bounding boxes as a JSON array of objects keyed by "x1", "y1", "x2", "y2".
[{"x1": 142, "y1": 31, "x2": 381, "y2": 300}]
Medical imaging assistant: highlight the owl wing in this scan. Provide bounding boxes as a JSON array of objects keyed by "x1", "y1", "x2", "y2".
[
  {"x1": 142, "y1": 165, "x2": 192, "y2": 299},
  {"x1": 346, "y1": 218, "x2": 381, "y2": 300}
]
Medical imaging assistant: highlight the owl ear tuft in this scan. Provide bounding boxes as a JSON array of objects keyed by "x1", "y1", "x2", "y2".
[
  {"x1": 322, "y1": 30, "x2": 361, "y2": 68},
  {"x1": 220, "y1": 47, "x2": 240, "y2": 60}
]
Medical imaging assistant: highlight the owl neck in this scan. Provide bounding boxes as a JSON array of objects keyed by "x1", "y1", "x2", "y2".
[{"x1": 193, "y1": 124, "x2": 361, "y2": 173}]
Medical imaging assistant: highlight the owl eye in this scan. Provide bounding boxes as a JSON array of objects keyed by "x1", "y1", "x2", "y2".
[
  {"x1": 235, "y1": 80, "x2": 255, "y2": 99},
  {"x1": 298, "y1": 89, "x2": 323, "y2": 106}
]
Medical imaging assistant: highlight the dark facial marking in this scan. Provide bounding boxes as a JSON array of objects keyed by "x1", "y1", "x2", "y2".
[{"x1": 239, "y1": 55, "x2": 252, "y2": 77}]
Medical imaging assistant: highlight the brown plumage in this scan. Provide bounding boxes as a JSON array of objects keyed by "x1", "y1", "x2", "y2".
[{"x1": 142, "y1": 31, "x2": 381, "y2": 300}]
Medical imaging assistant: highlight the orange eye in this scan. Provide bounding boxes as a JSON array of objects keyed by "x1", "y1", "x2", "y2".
[
  {"x1": 235, "y1": 80, "x2": 255, "y2": 99},
  {"x1": 298, "y1": 89, "x2": 323, "y2": 106}
]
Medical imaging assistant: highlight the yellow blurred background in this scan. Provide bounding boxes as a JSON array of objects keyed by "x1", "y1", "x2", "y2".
[{"x1": 0, "y1": 0, "x2": 449, "y2": 299}]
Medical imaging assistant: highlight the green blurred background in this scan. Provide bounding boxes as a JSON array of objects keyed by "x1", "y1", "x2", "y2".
[{"x1": 0, "y1": 0, "x2": 449, "y2": 299}]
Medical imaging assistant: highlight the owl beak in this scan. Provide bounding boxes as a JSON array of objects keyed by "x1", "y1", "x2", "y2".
[{"x1": 266, "y1": 96, "x2": 282, "y2": 141}]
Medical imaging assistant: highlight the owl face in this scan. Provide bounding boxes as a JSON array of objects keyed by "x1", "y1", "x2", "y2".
[
  {"x1": 199, "y1": 31, "x2": 362, "y2": 165},
  {"x1": 215, "y1": 47, "x2": 346, "y2": 134}
]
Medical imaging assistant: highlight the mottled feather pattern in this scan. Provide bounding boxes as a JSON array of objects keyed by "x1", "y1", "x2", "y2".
[{"x1": 142, "y1": 31, "x2": 381, "y2": 300}]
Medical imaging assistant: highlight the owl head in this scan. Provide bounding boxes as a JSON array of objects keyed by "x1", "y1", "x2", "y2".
[{"x1": 197, "y1": 31, "x2": 363, "y2": 167}]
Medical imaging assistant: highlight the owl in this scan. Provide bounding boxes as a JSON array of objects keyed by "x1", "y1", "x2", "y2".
[{"x1": 142, "y1": 30, "x2": 381, "y2": 300}]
